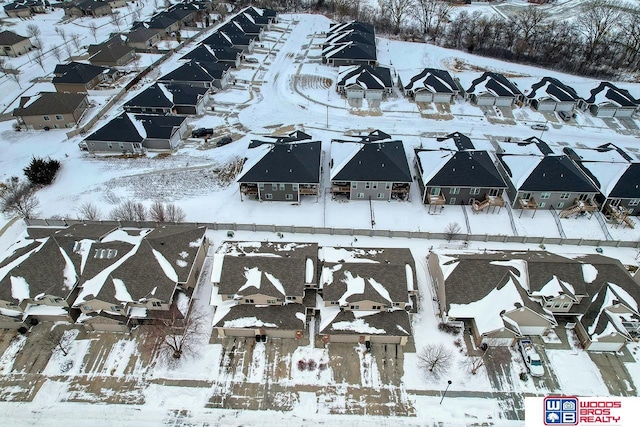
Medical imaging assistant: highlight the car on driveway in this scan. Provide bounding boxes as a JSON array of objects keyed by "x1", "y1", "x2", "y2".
[
  {"x1": 518, "y1": 338, "x2": 544, "y2": 377},
  {"x1": 558, "y1": 111, "x2": 572, "y2": 122},
  {"x1": 192, "y1": 128, "x2": 213, "y2": 138},
  {"x1": 216, "y1": 136, "x2": 233, "y2": 146},
  {"x1": 245, "y1": 57, "x2": 259, "y2": 64},
  {"x1": 531, "y1": 124, "x2": 549, "y2": 131}
]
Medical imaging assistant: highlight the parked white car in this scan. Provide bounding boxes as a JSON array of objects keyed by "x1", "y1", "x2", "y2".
[{"x1": 518, "y1": 338, "x2": 544, "y2": 377}]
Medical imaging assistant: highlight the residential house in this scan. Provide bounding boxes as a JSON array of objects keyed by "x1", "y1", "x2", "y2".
[
  {"x1": 217, "y1": 29, "x2": 256, "y2": 53},
  {"x1": 201, "y1": 31, "x2": 254, "y2": 53},
  {"x1": 526, "y1": 77, "x2": 581, "y2": 112},
  {"x1": 123, "y1": 82, "x2": 176, "y2": 115},
  {"x1": 464, "y1": 72, "x2": 523, "y2": 107},
  {"x1": 63, "y1": 0, "x2": 112, "y2": 17},
  {"x1": 238, "y1": 138, "x2": 322, "y2": 202},
  {"x1": 336, "y1": 65, "x2": 392, "y2": 100},
  {"x1": 318, "y1": 246, "x2": 414, "y2": 345},
  {"x1": 0, "y1": 30, "x2": 34, "y2": 57},
  {"x1": 79, "y1": 112, "x2": 188, "y2": 153},
  {"x1": 181, "y1": 44, "x2": 243, "y2": 68},
  {"x1": 146, "y1": 13, "x2": 182, "y2": 35},
  {"x1": 126, "y1": 27, "x2": 162, "y2": 50},
  {"x1": 397, "y1": 68, "x2": 460, "y2": 103},
  {"x1": 4, "y1": 0, "x2": 47, "y2": 18},
  {"x1": 578, "y1": 82, "x2": 639, "y2": 118},
  {"x1": 52, "y1": 61, "x2": 118, "y2": 93},
  {"x1": 13, "y1": 92, "x2": 88, "y2": 130},
  {"x1": 322, "y1": 42, "x2": 377, "y2": 67},
  {"x1": 324, "y1": 29, "x2": 376, "y2": 49},
  {"x1": 235, "y1": 11, "x2": 271, "y2": 30},
  {"x1": 328, "y1": 21, "x2": 375, "y2": 36},
  {"x1": 73, "y1": 225, "x2": 209, "y2": 332},
  {"x1": 229, "y1": 15, "x2": 264, "y2": 41},
  {"x1": 330, "y1": 132, "x2": 412, "y2": 201},
  {"x1": 564, "y1": 144, "x2": 640, "y2": 222},
  {"x1": 165, "y1": 2, "x2": 198, "y2": 27},
  {"x1": 414, "y1": 132, "x2": 507, "y2": 212},
  {"x1": 88, "y1": 43, "x2": 136, "y2": 67},
  {"x1": 242, "y1": 6, "x2": 278, "y2": 26},
  {"x1": 0, "y1": 224, "x2": 118, "y2": 327},
  {"x1": 158, "y1": 60, "x2": 232, "y2": 90},
  {"x1": 429, "y1": 250, "x2": 640, "y2": 351},
  {"x1": 496, "y1": 137, "x2": 600, "y2": 215},
  {"x1": 210, "y1": 241, "x2": 316, "y2": 340},
  {"x1": 165, "y1": 83, "x2": 211, "y2": 115}
]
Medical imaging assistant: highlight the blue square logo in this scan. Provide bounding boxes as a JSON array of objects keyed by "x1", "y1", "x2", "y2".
[{"x1": 544, "y1": 397, "x2": 578, "y2": 425}]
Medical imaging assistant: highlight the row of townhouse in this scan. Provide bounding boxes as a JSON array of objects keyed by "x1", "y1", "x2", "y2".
[
  {"x1": 0, "y1": 224, "x2": 209, "y2": 333},
  {"x1": 334, "y1": 62, "x2": 639, "y2": 118},
  {"x1": 210, "y1": 241, "x2": 417, "y2": 346},
  {"x1": 428, "y1": 250, "x2": 640, "y2": 352},
  {"x1": 322, "y1": 21, "x2": 377, "y2": 67},
  {"x1": 237, "y1": 130, "x2": 640, "y2": 225}
]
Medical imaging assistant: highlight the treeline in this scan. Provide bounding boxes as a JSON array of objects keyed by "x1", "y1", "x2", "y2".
[{"x1": 240, "y1": 0, "x2": 640, "y2": 79}]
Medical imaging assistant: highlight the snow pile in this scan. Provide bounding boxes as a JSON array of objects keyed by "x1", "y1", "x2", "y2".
[{"x1": 332, "y1": 317, "x2": 386, "y2": 334}]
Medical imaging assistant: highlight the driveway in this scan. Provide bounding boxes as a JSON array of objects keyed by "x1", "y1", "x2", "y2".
[{"x1": 589, "y1": 350, "x2": 637, "y2": 396}]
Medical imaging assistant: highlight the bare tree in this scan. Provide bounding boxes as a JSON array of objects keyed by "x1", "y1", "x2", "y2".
[
  {"x1": 0, "y1": 178, "x2": 40, "y2": 219},
  {"x1": 7, "y1": 68, "x2": 22, "y2": 88},
  {"x1": 512, "y1": 6, "x2": 548, "y2": 57},
  {"x1": 149, "y1": 200, "x2": 167, "y2": 222},
  {"x1": 52, "y1": 45, "x2": 63, "y2": 63},
  {"x1": 146, "y1": 304, "x2": 207, "y2": 362},
  {"x1": 77, "y1": 201, "x2": 101, "y2": 220},
  {"x1": 55, "y1": 27, "x2": 67, "y2": 43},
  {"x1": 26, "y1": 23, "x2": 43, "y2": 49},
  {"x1": 110, "y1": 11, "x2": 122, "y2": 30},
  {"x1": 88, "y1": 22, "x2": 99, "y2": 43},
  {"x1": 379, "y1": 0, "x2": 414, "y2": 35},
  {"x1": 43, "y1": 329, "x2": 73, "y2": 357},
  {"x1": 444, "y1": 222, "x2": 461, "y2": 242},
  {"x1": 412, "y1": 0, "x2": 452, "y2": 40},
  {"x1": 417, "y1": 344, "x2": 453, "y2": 377},
  {"x1": 166, "y1": 203, "x2": 186, "y2": 222},
  {"x1": 109, "y1": 200, "x2": 147, "y2": 221},
  {"x1": 574, "y1": 0, "x2": 621, "y2": 65},
  {"x1": 33, "y1": 47, "x2": 46, "y2": 71},
  {"x1": 70, "y1": 33, "x2": 82, "y2": 52},
  {"x1": 461, "y1": 355, "x2": 485, "y2": 375}
]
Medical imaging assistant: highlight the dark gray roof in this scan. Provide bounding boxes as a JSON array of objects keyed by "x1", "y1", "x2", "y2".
[
  {"x1": 238, "y1": 140, "x2": 322, "y2": 184},
  {"x1": 323, "y1": 42, "x2": 377, "y2": 61},
  {"x1": 231, "y1": 14, "x2": 262, "y2": 34},
  {"x1": 13, "y1": 92, "x2": 87, "y2": 117},
  {"x1": 325, "y1": 29, "x2": 376, "y2": 47},
  {"x1": 610, "y1": 163, "x2": 640, "y2": 199},
  {"x1": 499, "y1": 154, "x2": 598, "y2": 192},
  {"x1": 51, "y1": 223, "x2": 118, "y2": 240},
  {"x1": 53, "y1": 62, "x2": 108, "y2": 84},
  {"x1": 320, "y1": 310, "x2": 411, "y2": 336},
  {"x1": 124, "y1": 83, "x2": 173, "y2": 110},
  {"x1": 134, "y1": 114, "x2": 186, "y2": 139},
  {"x1": 437, "y1": 132, "x2": 475, "y2": 150},
  {"x1": 466, "y1": 72, "x2": 522, "y2": 97},
  {"x1": 84, "y1": 112, "x2": 143, "y2": 143},
  {"x1": 403, "y1": 68, "x2": 458, "y2": 93},
  {"x1": 337, "y1": 65, "x2": 392, "y2": 90},
  {"x1": 165, "y1": 83, "x2": 207, "y2": 106},
  {"x1": 332, "y1": 140, "x2": 412, "y2": 183},
  {"x1": 329, "y1": 21, "x2": 375, "y2": 35},
  {"x1": 159, "y1": 60, "x2": 230, "y2": 83},
  {"x1": 527, "y1": 77, "x2": 580, "y2": 102},
  {"x1": 217, "y1": 241, "x2": 318, "y2": 298},
  {"x1": 264, "y1": 130, "x2": 312, "y2": 143},
  {"x1": 522, "y1": 137, "x2": 554, "y2": 156},
  {"x1": 0, "y1": 30, "x2": 29, "y2": 45},
  {"x1": 416, "y1": 149, "x2": 507, "y2": 188},
  {"x1": 89, "y1": 43, "x2": 134, "y2": 63},
  {"x1": 201, "y1": 32, "x2": 234, "y2": 48},
  {"x1": 126, "y1": 27, "x2": 158, "y2": 43},
  {"x1": 585, "y1": 82, "x2": 638, "y2": 107},
  {"x1": 181, "y1": 44, "x2": 218, "y2": 62},
  {"x1": 148, "y1": 14, "x2": 179, "y2": 29},
  {"x1": 214, "y1": 303, "x2": 306, "y2": 330}
]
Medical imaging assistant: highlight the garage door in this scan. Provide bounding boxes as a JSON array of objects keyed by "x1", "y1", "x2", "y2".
[
  {"x1": 366, "y1": 90, "x2": 383, "y2": 100},
  {"x1": 519, "y1": 326, "x2": 548, "y2": 336},
  {"x1": 370, "y1": 335, "x2": 402, "y2": 344},
  {"x1": 223, "y1": 327, "x2": 258, "y2": 337},
  {"x1": 536, "y1": 101, "x2": 556, "y2": 111},
  {"x1": 614, "y1": 108, "x2": 634, "y2": 117},
  {"x1": 433, "y1": 93, "x2": 451, "y2": 103},
  {"x1": 587, "y1": 341, "x2": 624, "y2": 352},
  {"x1": 415, "y1": 92, "x2": 434, "y2": 103},
  {"x1": 475, "y1": 95, "x2": 495, "y2": 106},
  {"x1": 329, "y1": 334, "x2": 360, "y2": 343},
  {"x1": 87, "y1": 323, "x2": 130, "y2": 333},
  {"x1": 495, "y1": 97, "x2": 513, "y2": 107},
  {"x1": 555, "y1": 102, "x2": 574, "y2": 112},
  {"x1": 596, "y1": 108, "x2": 616, "y2": 117},
  {"x1": 346, "y1": 88, "x2": 364, "y2": 99}
]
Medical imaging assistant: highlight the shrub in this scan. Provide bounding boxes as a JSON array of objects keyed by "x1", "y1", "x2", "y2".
[
  {"x1": 438, "y1": 322, "x2": 461, "y2": 335},
  {"x1": 307, "y1": 359, "x2": 317, "y2": 371},
  {"x1": 23, "y1": 157, "x2": 60, "y2": 186},
  {"x1": 297, "y1": 359, "x2": 306, "y2": 371}
]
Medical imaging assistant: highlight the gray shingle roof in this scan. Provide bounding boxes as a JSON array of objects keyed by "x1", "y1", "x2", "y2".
[
  {"x1": 320, "y1": 309, "x2": 411, "y2": 336},
  {"x1": 13, "y1": 92, "x2": 87, "y2": 117},
  {"x1": 214, "y1": 303, "x2": 306, "y2": 330},
  {"x1": 331, "y1": 140, "x2": 412, "y2": 183},
  {"x1": 238, "y1": 140, "x2": 322, "y2": 184},
  {"x1": 0, "y1": 30, "x2": 29, "y2": 45}
]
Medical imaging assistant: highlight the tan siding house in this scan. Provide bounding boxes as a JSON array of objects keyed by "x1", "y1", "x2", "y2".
[{"x1": 13, "y1": 92, "x2": 89, "y2": 130}]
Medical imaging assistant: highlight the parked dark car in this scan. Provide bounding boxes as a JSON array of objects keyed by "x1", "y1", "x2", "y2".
[
  {"x1": 191, "y1": 128, "x2": 213, "y2": 138},
  {"x1": 558, "y1": 111, "x2": 572, "y2": 122},
  {"x1": 216, "y1": 136, "x2": 233, "y2": 146}
]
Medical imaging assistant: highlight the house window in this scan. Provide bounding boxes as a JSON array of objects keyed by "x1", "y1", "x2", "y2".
[
  {"x1": 365, "y1": 182, "x2": 371, "y2": 189},
  {"x1": 292, "y1": 184, "x2": 298, "y2": 191},
  {"x1": 54, "y1": 124, "x2": 60, "y2": 129},
  {"x1": 393, "y1": 302, "x2": 401, "y2": 307},
  {"x1": 545, "y1": 301, "x2": 553, "y2": 308},
  {"x1": 539, "y1": 202, "x2": 546, "y2": 208},
  {"x1": 520, "y1": 193, "x2": 531, "y2": 200},
  {"x1": 55, "y1": 115, "x2": 63, "y2": 120},
  {"x1": 43, "y1": 115, "x2": 50, "y2": 121},
  {"x1": 265, "y1": 194, "x2": 273, "y2": 200},
  {"x1": 377, "y1": 193, "x2": 385, "y2": 199},
  {"x1": 330, "y1": 301, "x2": 339, "y2": 305},
  {"x1": 430, "y1": 187, "x2": 440, "y2": 196},
  {"x1": 470, "y1": 188, "x2": 480, "y2": 195},
  {"x1": 271, "y1": 184, "x2": 277, "y2": 190},
  {"x1": 372, "y1": 182, "x2": 378, "y2": 189},
  {"x1": 560, "y1": 193, "x2": 571, "y2": 199},
  {"x1": 279, "y1": 183, "x2": 285, "y2": 191},
  {"x1": 385, "y1": 183, "x2": 391, "y2": 189},
  {"x1": 267, "y1": 299, "x2": 276, "y2": 304},
  {"x1": 245, "y1": 299, "x2": 254, "y2": 304},
  {"x1": 372, "y1": 305, "x2": 381, "y2": 310},
  {"x1": 286, "y1": 296, "x2": 296, "y2": 300},
  {"x1": 82, "y1": 304, "x2": 93, "y2": 311},
  {"x1": 111, "y1": 305, "x2": 121, "y2": 312},
  {"x1": 352, "y1": 182, "x2": 358, "y2": 189},
  {"x1": 449, "y1": 198, "x2": 456, "y2": 205},
  {"x1": 258, "y1": 183, "x2": 264, "y2": 189},
  {"x1": 554, "y1": 302, "x2": 562, "y2": 308},
  {"x1": 350, "y1": 305, "x2": 359, "y2": 310},
  {"x1": 357, "y1": 192, "x2": 364, "y2": 199},
  {"x1": 285, "y1": 194, "x2": 293, "y2": 200},
  {"x1": 152, "y1": 301, "x2": 162, "y2": 307},
  {"x1": 108, "y1": 143, "x2": 113, "y2": 149},
  {"x1": 49, "y1": 297, "x2": 62, "y2": 304},
  {"x1": 119, "y1": 143, "x2": 124, "y2": 150},
  {"x1": 557, "y1": 202, "x2": 565, "y2": 209},
  {"x1": 541, "y1": 192, "x2": 551, "y2": 199},
  {"x1": 450, "y1": 187, "x2": 460, "y2": 195},
  {"x1": 630, "y1": 199, "x2": 640, "y2": 206},
  {"x1": 562, "y1": 302, "x2": 571, "y2": 308}
]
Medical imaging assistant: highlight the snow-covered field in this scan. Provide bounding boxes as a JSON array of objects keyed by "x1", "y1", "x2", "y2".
[{"x1": 1, "y1": 4, "x2": 640, "y2": 425}]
